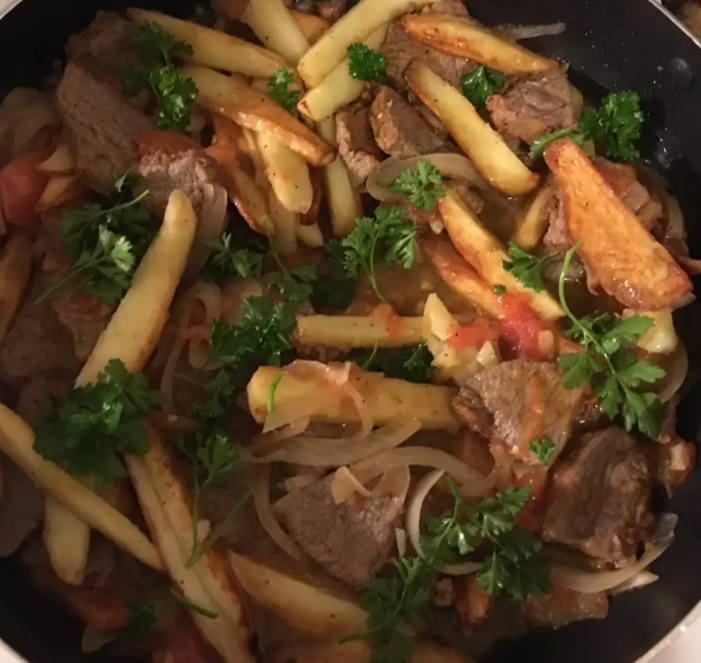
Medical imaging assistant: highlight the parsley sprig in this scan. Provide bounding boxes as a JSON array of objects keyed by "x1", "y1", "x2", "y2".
[
  {"x1": 530, "y1": 436, "x2": 557, "y2": 464},
  {"x1": 349, "y1": 343, "x2": 434, "y2": 384},
  {"x1": 502, "y1": 240, "x2": 556, "y2": 293},
  {"x1": 267, "y1": 67, "x2": 300, "y2": 114},
  {"x1": 339, "y1": 205, "x2": 418, "y2": 301},
  {"x1": 390, "y1": 161, "x2": 446, "y2": 212},
  {"x1": 202, "y1": 233, "x2": 265, "y2": 283},
  {"x1": 347, "y1": 43, "x2": 387, "y2": 82},
  {"x1": 460, "y1": 65, "x2": 507, "y2": 107},
  {"x1": 556, "y1": 246, "x2": 666, "y2": 437},
  {"x1": 123, "y1": 602, "x2": 157, "y2": 640},
  {"x1": 122, "y1": 23, "x2": 197, "y2": 132},
  {"x1": 35, "y1": 360, "x2": 162, "y2": 486}
]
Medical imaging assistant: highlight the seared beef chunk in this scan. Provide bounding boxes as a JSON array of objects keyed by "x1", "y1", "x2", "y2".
[
  {"x1": 57, "y1": 63, "x2": 153, "y2": 194},
  {"x1": 452, "y1": 359, "x2": 583, "y2": 465},
  {"x1": 656, "y1": 436, "x2": 696, "y2": 494},
  {"x1": 0, "y1": 458, "x2": 44, "y2": 557},
  {"x1": 277, "y1": 474, "x2": 403, "y2": 588},
  {"x1": 486, "y1": 69, "x2": 576, "y2": 145},
  {"x1": 543, "y1": 427, "x2": 653, "y2": 563},
  {"x1": 336, "y1": 100, "x2": 381, "y2": 188},
  {"x1": 316, "y1": 0, "x2": 346, "y2": 21},
  {"x1": 370, "y1": 86, "x2": 452, "y2": 158},
  {"x1": 51, "y1": 290, "x2": 113, "y2": 361},
  {"x1": 135, "y1": 149, "x2": 220, "y2": 214},
  {"x1": 523, "y1": 587, "x2": 608, "y2": 628},
  {"x1": 455, "y1": 577, "x2": 492, "y2": 629}
]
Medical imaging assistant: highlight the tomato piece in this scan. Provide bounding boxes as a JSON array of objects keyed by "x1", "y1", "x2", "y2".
[
  {"x1": 447, "y1": 318, "x2": 499, "y2": 350},
  {"x1": 369, "y1": 303, "x2": 403, "y2": 337},
  {"x1": 0, "y1": 153, "x2": 50, "y2": 226},
  {"x1": 513, "y1": 467, "x2": 548, "y2": 532},
  {"x1": 134, "y1": 131, "x2": 202, "y2": 157},
  {"x1": 497, "y1": 292, "x2": 548, "y2": 360}
]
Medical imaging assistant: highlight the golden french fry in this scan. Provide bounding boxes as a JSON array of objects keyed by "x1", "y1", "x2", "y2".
[
  {"x1": 298, "y1": 0, "x2": 440, "y2": 87},
  {"x1": 185, "y1": 65, "x2": 335, "y2": 166},
  {"x1": 296, "y1": 315, "x2": 423, "y2": 349},
  {"x1": 296, "y1": 221, "x2": 324, "y2": 248},
  {"x1": 37, "y1": 143, "x2": 74, "y2": 174},
  {"x1": 0, "y1": 231, "x2": 33, "y2": 350},
  {"x1": 35, "y1": 175, "x2": 81, "y2": 212},
  {"x1": 128, "y1": 8, "x2": 287, "y2": 78},
  {"x1": 405, "y1": 60, "x2": 539, "y2": 196},
  {"x1": 290, "y1": 9, "x2": 331, "y2": 45},
  {"x1": 512, "y1": 178, "x2": 556, "y2": 250},
  {"x1": 242, "y1": 0, "x2": 310, "y2": 64},
  {"x1": 268, "y1": 189, "x2": 299, "y2": 255},
  {"x1": 298, "y1": 24, "x2": 388, "y2": 122},
  {"x1": 544, "y1": 139, "x2": 691, "y2": 310},
  {"x1": 229, "y1": 552, "x2": 366, "y2": 636},
  {"x1": 401, "y1": 14, "x2": 558, "y2": 74}
]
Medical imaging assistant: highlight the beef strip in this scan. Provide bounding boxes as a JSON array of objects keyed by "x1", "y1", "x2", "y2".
[
  {"x1": 51, "y1": 290, "x2": 113, "y2": 361},
  {"x1": 135, "y1": 149, "x2": 220, "y2": 214},
  {"x1": 542, "y1": 427, "x2": 653, "y2": 562},
  {"x1": 486, "y1": 69, "x2": 576, "y2": 145},
  {"x1": 57, "y1": 62, "x2": 154, "y2": 194},
  {"x1": 655, "y1": 436, "x2": 696, "y2": 494},
  {"x1": 336, "y1": 100, "x2": 381, "y2": 189},
  {"x1": 523, "y1": 586, "x2": 608, "y2": 628},
  {"x1": 452, "y1": 359, "x2": 583, "y2": 466},
  {"x1": 370, "y1": 86, "x2": 452, "y2": 158},
  {"x1": 276, "y1": 474, "x2": 403, "y2": 588}
]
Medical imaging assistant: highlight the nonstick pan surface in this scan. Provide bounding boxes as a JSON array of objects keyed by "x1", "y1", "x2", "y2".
[{"x1": 1, "y1": 0, "x2": 701, "y2": 662}]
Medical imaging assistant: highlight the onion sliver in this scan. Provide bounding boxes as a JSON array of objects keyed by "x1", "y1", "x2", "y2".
[
  {"x1": 247, "y1": 419, "x2": 421, "y2": 467},
  {"x1": 366, "y1": 154, "x2": 488, "y2": 204},
  {"x1": 501, "y1": 22, "x2": 567, "y2": 40},
  {"x1": 658, "y1": 345, "x2": 688, "y2": 404},
  {"x1": 406, "y1": 469, "x2": 481, "y2": 576},
  {"x1": 611, "y1": 571, "x2": 659, "y2": 595},
  {"x1": 549, "y1": 514, "x2": 677, "y2": 594}
]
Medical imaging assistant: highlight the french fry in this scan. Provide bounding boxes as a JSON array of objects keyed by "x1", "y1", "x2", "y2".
[
  {"x1": 401, "y1": 14, "x2": 558, "y2": 74},
  {"x1": 405, "y1": 60, "x2": 539, "y2": 196},
  {"x1": 256, "y1": 132, "x2": 313, "y2": 214},
  {"x1": 268, "y1": 189, "x2": 299, "y2": 255},
  {"x1": 35, "y1": 175, "x2": 82, "y2": 212},
  {"x1": 185, "y1": 65, "x2": 335, "y2": 166},
  {"x1": 298, "y1": 0, "x2": 440, "y2": 87},
  {"x1": 439, "y1": 188, "x2": 564, "y2": 321},
  {"x1": 0, "y1": 403, "x2": 163, "y2": 571},
  {"x1": 544, "y1": 140, "x2": 692, "y2": 310},
  {"x1": 298, "y1": 24, "x2": 388, "y2": 122},
  {"x1": 241, "y1": 0, "x2": 310, "y2": 65},
  {"x1": 0, "y1": 231, "x2": 33, "y2": 350},
  {"x1": 37, "y1": 143, "x2": 74, "y2": 174},
  {"x1": 43, "y1": 191, "x2": 198, "y2": 586},
  {"x1": 290, "y1": 9, "x2": 331, "y2": 45},
  {"x1": 128, "y1": 8, "x2": 287, "y2": 78},
  {"x1": 247, "y1": 366, "x2": 458, "y2": 430},
  {"x1": 318, "y1": 117, "x2": 361, "y2": 236},
  {"x1": 297, "y1": 221, "x2": 324, "y2": 248},
  {"x1": 296, "y1": 315, "x2": 423, "y2": 348},
  {"x1": 229, "y1": 552, "x2": 366, "y2": 636},
  {"x1": 512, "y1": 178, "x2": 556, "y2": 250}
]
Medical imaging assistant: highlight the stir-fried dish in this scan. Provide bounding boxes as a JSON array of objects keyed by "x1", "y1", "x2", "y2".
[{"x1": 0, "y1": 1, "x2": 696, "y2": 662}]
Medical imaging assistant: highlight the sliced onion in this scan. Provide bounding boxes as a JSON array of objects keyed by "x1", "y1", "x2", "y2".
[
  {"x1": 366, "y1": 154, "x2": 488, "y2": 204},
  {"x1": 38, "y1": 143, "x2": 75, "y2": 174},
  {"x1": 501, "y1": 22, "x2": 567, "y2": 40},
  {"x1": 406, "y1": 470, "x2": 481, "y2": 576},
  {"x1": 658, "y1": 344, "x2": 688, "y2": 404},
  {"x1": 185, "y1": 282, "x2": 223, "y2": 369},
  {"x1": 249, "y1": 418, "x2": 312, "y2": 455},
  {"x1": 610, "y1": 570, "x2": 659, "y2": 595},
  {"x1": 283, "y1": 473, "x2": 317, "y2": 493},
  {"x1": 160, "y1": 333, "x2": 188, "y2": 412},
  {"x1": 549, "y1": 514, "x2": 677, "y2": 594},
  {"x1": 251, "y1": 466, "x2": 305, "y2": 562},
  {"x1": 330, "y1": 466, "x2": 374, "y2": 503},
  {"x1": 247, "y1": 419, "x2": 421, "y2": 467}
]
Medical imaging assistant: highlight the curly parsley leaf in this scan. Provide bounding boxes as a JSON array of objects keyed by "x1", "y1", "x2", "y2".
[
  {"x1": 502, "y1": 240, "x2": 556, "y2": 293},
  {"x1": 528, "y1": 126, "x2": 586, "y2": 160},
  {"x1": 123, "y1": 602, "x2": 157, "y2": 640},
  {"x1": 311, "y1": 240, "x2": 358, "y2": 311},
  {"x1": 34, "y1": 360, "x2": 162, "y2": 487},
  {"x1": 271, "y1": 264, "x2": 317, "y2": 304},
  {"x1": 460, "y1": 65, "x2": 507, "y2": 107},
  {"x1": 349, "y1": 343, "x2": 434, "y2": 384},
  {"x1": 390, "y1": 161, "x2": 446, "y2": 212},
  {"x1": 192, "y1": 370, "x2": 237, "y2": 423},
  {"x1": 202, "y1": 233, "x2": 266, "y2": 283},
  {"x1": 268, "y1": 67, "x2": 300, "y2": 114},
  {"x1": 347, "y1": 42, "x2": 387, "y2": 82},
  {"x1": 530, "y1": 436, "x2": 557, "y2": 464}
]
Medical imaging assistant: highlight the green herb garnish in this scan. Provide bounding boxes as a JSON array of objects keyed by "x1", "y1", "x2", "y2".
[
  {"x1": 169, "y1": 588, "x2": 218, "y2": 619},
  {"x1": 350, "y1": 343, "x2": 434, "y2": 384},
  {"x1": 502, "y1": 240, "x2": 556, "y2": 293},
  {"x1": 493, "y1": 284, "x2": 507, "y2": 294},
  {"x1": 312, "y1": 240, "x2": 358, "y2": 311},
  {"x1": 390, "y1": 161, "x2": 446, "y2": 211},
  {"x1": 267, "y1": 67, "x2": 300, "y2": 114},
  {"x1": 460, "y1": 65, "x2": 507, "y2": 107},
  {"x1": 347, "y1": 43, "x2": 387, "y2": 82},
  {"x1": 267, "y1": 374, "x2": 283, "y2": 413},
  {"x1": 529, "y1": 436, "x2": 557, "y2": 464},
  {"x1": 202, "y1": 233, "x2": 265, "y2": 283},
  {"x1": 124, "y1": 602, "x2": 157, "y2": 640}
]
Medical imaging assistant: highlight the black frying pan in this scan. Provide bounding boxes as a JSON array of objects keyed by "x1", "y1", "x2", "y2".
[{"x1": 1, "y1": 0, "x2": 701, "y2": 661}]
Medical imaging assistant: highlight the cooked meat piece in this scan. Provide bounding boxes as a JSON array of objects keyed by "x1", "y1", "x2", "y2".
[
  {"x1": 51, "y1": 291, "x2": 112, "y2": 361},
  {"x1": 543, "y1": 427, "x2": 653, "y2": 562},
  {"x1": 276, "y1": 474, "x2": 403, "y2": 587},
  {"x1": 486, "y1": 69, "x2": 576, "y2": 145},
  {"x1": 523, "y1": 586, "x2": 609, "y2": 628},
  {"x1": 316, "y1": 0, "x2": 346, "y2": 21},
  {"x1": 381, "y1": 21, "x2": 475, "y2": 91},
  {"x1": 370, "y1": 86, "x2": 452, "y2": 158},
  {"x1": 135, "y1": 149, "x2": 220, "y2": 214},
  {"x1": 452, "y1": 359, "x2": 583, "y2": 466},
  {"x1": 656, "y1": 436, "x2": 695, "y2": 494},
  {"x1": 57, "y1": 63, "x2": 154, "y2": 194},
  {"x1": 0, "y1": 458, "x2": 44, "y2": 558},
  {"x1": 0, "y1": 285, "x2": 81, "y2": 381},
  {"x1": 16, "y1": 376, "x2": 71, "y2": 426},
  {"x1": 433, "y1": 577, "x2": 456, "y2": 607},
  {"x1": 336, "y1": 101, "x2": 381, "y2": 189},
  {"x1": 455, "y1": 576, "x2": 492, "y2": 630}
]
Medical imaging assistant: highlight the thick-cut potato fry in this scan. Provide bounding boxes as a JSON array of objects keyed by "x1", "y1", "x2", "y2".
[
  {"x1": 290, "y1": 9, "x2": 331, "y2": 44},
  {"x1": 0, "y1": 403, "x2": 163, "y2": 570},
  {"x1": 318, "y1": 117, "x2": 361, "y2": 236},
  {"x1": 128, "y1": 8, "x2": 287, "y2": 78},
  {"x1": 268, "y1": 189, "x2": 298, "y2": 255},
  {"x1": 298, "y1": 24, "x2": 388, "y2": 122},
  {"x1": 37, "y1": 143, "x2": 74, "y2": 174},
  {"x1": 512, "y1": 178, "x2": 556, "y2": 250},
  {"x1": 256, "y1": 133, "x2": 313, "y2": 214},
  {"x1": 242, "y1": 0, "x2": 309, "y2": 65},
  {"x1": 247, "y1": 366, "x2": 458, "y2": 430},
  {"x1": 405, "y1": 60, "x2": 538, "y2": 196},
  {"x1": 36, "y1": 175, "x2": 81, "y2": 212},
  {"x1": 185, "y1": 65, "x2": 334, "y2": 166},
  {"x1": 439, "y1": 188, "x2": 563, "y2": 321},
  {"x1": 401, "y1": 14, "x2": 557, "y2": 74},
  {"x1": 229, "y1": 552, "x2": 366, "y2": 636},
  {"x1": 544, "y1": 140, "x2": 692, "y2": 310},
  {"x1": 296, "y1": 315, "x2": 423, "y2": 348},
  {"x1": 296, "y1": 221, "x2": 324, "y2": 248},
  {"x1": 0, "y1": 231, "x2": 33, "y2": 349},
  {"x1": 297, "y1": 0, "x2": 440, "y2": 87},
  {"x1": 44, "y1": 500, "x2": 91, "y2": 585}
]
